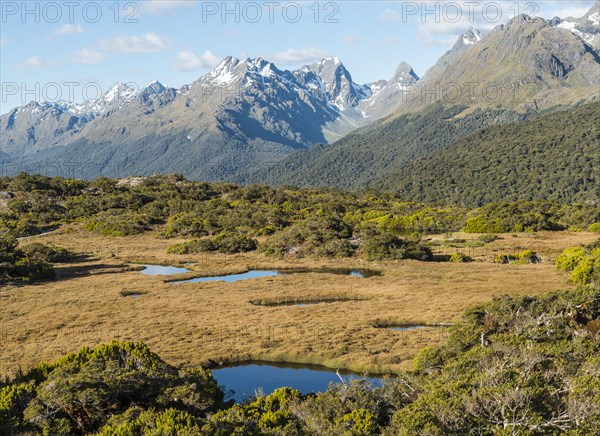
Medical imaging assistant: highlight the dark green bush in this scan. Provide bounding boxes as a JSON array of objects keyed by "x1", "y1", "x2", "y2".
[
  {"x1": 360, "y1": 231, "x2": 432, "y2": 261},
  {"x1": 0, "y1": 236, "x2": 56, "y2": 282},
  {"x1": 21, "y1": 243, "x2": 75, "y2": 263},
  {"x1": 168, "y1": 232, "x2": 258, "y2": 254},
  {"x1": 259, "y1": 217, "x2": 354, "y2": 258},
  {"x1": 2, "y1": 341, "x2": 224, "y2": 435}
]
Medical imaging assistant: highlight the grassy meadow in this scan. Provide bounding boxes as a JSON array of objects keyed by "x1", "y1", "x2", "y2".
[{"x1": 1, "y1": 224, "x2": 596, "y2": 379}]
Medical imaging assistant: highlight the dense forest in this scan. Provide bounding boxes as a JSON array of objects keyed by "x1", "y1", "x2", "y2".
[
  {"x1": 248, "y1": 102, "x2": 599, "y2": 207},
  {"x1": 1, "y1": 282, "x2": 598, "y2": 434},
  {"x1": 381, "y1": 102, "x2": 600, "y2": 206},
  {"x1": 248, "y1": 104, "x2": 530, "y2": 189}
]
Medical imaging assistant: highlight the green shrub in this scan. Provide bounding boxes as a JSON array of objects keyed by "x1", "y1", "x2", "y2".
[
  {"x1": 6, "y1": 341, "x2": 224, "y2": 434},
  {"x1": 555, "y1": 244, "x2": 600, "y2": 285},
  {"x1": 464, "y1": 215, "x2": 506, "y2": 233},
  {"x1": 20, "y1": 243, "x2": 75, "y2": 263},
  {"x1": 449, "y1": 253, "x2": 473, "y2": 263},
  {"x1": 0, "y1": 382, "x2": 36, "y2": 434},
  {"x1": 555, "y1": 247, "x2": 586, "y2": 271},
  {"x1": 213, "y1": 232, "x2": 258, "y2": 253},
  {"x1": 0, "y1": 236, "x2": 56, "y2": 282},
  {"x1": 168, "y1": 232, "x2": 257, "y2": 254},
  {"x1": 570, "y1": 258, "x2": 595, "y2": 285},
  {"x1": 514, "y1": 249, "x2": 541, "y2": 264},
  {"x1": 588, "y1": 222, "x2": 600, "y2": 233},
  {"x1": 361, "y1": 232, "x2": 432, "y2": 261},
  {"x1": 84, "y1": 211, "x2": 151, "y2": 236},
  {"x1": 336, "y1": 408, "x2": 376, "y2": 435},
  {"x1": 15, "y1": 258, "x2": 55, "y2": 281},
  {"x1": 163, "y1": 212, "x2": 209, "y2": 238},
  {"x1": 259, "y1": 217, "x2": 353, "y2": 258},
  {"x1": 494, "y1": 250, "x2": 540, "y2": 265}
]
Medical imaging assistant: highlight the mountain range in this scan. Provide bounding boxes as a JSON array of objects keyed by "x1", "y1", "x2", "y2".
[
  {"x1": 1, "y1": 3, "x2": 599, "y2": 204},
  {"x1": 1, "y1": 54, "x2": 420, "y2": 180}
]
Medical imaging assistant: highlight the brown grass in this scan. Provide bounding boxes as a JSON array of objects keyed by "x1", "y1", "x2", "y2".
[{"x1": 0, "y1": 226, "x2": 597, "y2": 378}]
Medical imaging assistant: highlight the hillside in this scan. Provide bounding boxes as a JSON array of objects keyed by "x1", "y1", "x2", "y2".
[
  {"x1": 382, "y1": 102, "x2": 600, "y2": 206},
  {"x1": 400, "y1": 13, "x2": 600, "y2": 114},
  {"x1": 246, "y1": 104, "x2": 532, "y2": 188}
]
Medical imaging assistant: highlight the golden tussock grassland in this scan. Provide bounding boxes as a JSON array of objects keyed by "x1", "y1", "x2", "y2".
[{"x1": 1, "y1": 226, "x2": 597, "y2": 378}]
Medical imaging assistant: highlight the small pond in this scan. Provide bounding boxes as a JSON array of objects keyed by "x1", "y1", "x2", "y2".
[
  {"x1": 212, "y1": 362, "x2": 385, "y2": 402},
  {"x1": 251, "y1": 298, "x2": 365, "y2": 307},
  {"x1": 140, "y1": 265, "x2": 190, "y2": 275},
  {"x1": 386, "y1": 324, "x2": 452, "y2": 331},
  {"x1": 281, "y1": 269, "x2": 381, "y2": 278},
  {"x1": 171, "y1": 268, "x2": 379, "y2": 284},
  {"x1": 171, "y1": 270, "x2": 279, "y2": 284}
]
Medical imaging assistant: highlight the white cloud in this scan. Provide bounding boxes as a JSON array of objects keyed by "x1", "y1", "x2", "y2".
[
  {"x1": 16, "y1": 56, "x2": 51, "y2": 69},
  {"x1": 0, "y1": 37, "x2": 7, "y2": 46},
  {"x1": 270, "y1": 48, "x2": 329, "y2": 65},
  {"x1": 69, "y1": 49, "x2": 105, "y2": 64},
  {"x1": 53, "y1": 24, "x2": 84, "y2": 37},
  {"x1": 141, "y1": 0, "x2": 197, "y2": 15},
  {"x1": 98, "y1": 33, "x2": 170, "y2": 53},
  {"x1": 174, "y1": 50, "x2": 220, "y2": 71}
]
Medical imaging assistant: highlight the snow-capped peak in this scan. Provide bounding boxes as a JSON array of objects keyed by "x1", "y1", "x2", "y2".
[
  {"x1": 102, "y1": 83, "x2": 139, "y2": 103},
  {"x1": 323, "y1": 56, "x2": 341, "y2": 65},
  {"x1": 391, "y1": 62, "x2": 419, "y2": 83},
  {"x1": 462, "y1": 28, "x2": 482, "y2": 45},
  {"x1": 244, "y1": 57, "x2": 281, "y2": 78},
  {"x1": 141, "y1": 80, "x2": 167, "y2": 97},
  {"x1": 145, "y1": 80, "x2": 166, "y2": 90}
]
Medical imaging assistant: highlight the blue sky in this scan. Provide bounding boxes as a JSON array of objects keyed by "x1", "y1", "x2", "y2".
[{"x1": 0, "y1": 0, "x2": 596, "y2": 114}]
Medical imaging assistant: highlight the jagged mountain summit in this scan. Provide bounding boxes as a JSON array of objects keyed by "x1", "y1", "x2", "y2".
[
  {"x1": 1, "y1": 56, "x2": 416, "y2": 179},
  {"x1": 400, "y1": 9, "x2": 600, "y2": 113},
  {"x1": 357, "y1": 62, "x2": 420, "y2": 119},
  {"x1": 0, "y1": 82, "x2": 150, "y2": 156}
]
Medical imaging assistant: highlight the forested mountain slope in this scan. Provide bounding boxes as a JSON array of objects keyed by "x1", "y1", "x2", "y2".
[
  {"x1": 246, "y1": 105, "x2": 532, "y2": 188},
  {"x1": 382, "y1": 102, "x2": 599, "y2": 206}
]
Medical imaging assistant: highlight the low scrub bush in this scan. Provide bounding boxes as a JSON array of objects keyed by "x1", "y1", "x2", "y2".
[
  {"x1": 20, "y1": 243, "x2": 75, "y2": 263},
  {"x1": 360, "y1": 230, "x2": 432, "y2": 261},
  {"x1": 84, "y1": 210, "x2": 151, "y2": 236},
  {"x1": 449, "y1": 253, "x2": 473, "y2": 263},
  {"x1": 494, "y1": 249, "x2": 541, "y2": 264},
  {"x1": 588, "y1": 222, "x2": 600, "y2": 233},
  {"x1": 168, "y1": 232, "x2": 257, "y2": 254},
  {"x1": 556, "y1": 240, "x2": 600, "y2": 284},
  {"x1": 0, "y1": 236, "x2": 56, "y2": 282}
]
